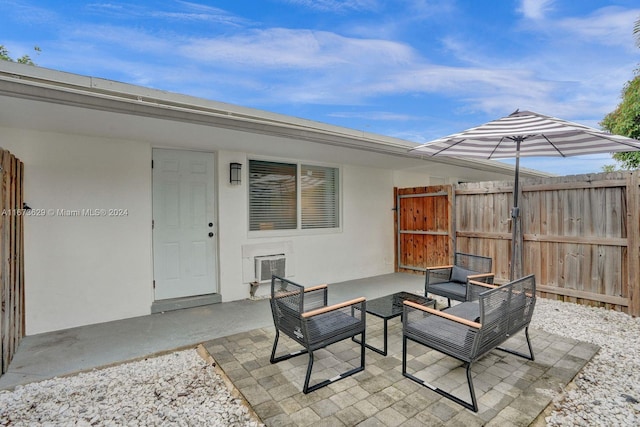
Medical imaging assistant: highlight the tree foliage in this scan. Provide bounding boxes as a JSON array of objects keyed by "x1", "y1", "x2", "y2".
[
  {"x1": 599, "y1": 16, "x2": 640, "y2": 170},
  {"x1": 600, "y1": 75, "x2": 640, "y2": 170},
  {"x1": 0, "y1": 45, "x2": 40, "y2": 65}
]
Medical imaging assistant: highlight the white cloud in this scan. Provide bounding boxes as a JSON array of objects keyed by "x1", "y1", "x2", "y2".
[
  {"x1": 180, "y1": 28, "x2": 417, "y2": 70},
  {"x1": 157, "y1": 1, "x2": 250, "y2": 26},
  {"x1": 282, "y1": 0, "x2": 380, "y2": 13},
  {"x1": 555, "y1": 6, "x2": 640, "y2": 50},
  {"x1": 2, "y1": 0, "x2": 58, "y2": 25},
  {"x1": 23, "y1": 0, "x2": 637, "y2": 132},
  {"x1": 85, "y1": 1, "x2": 249, "y2": 26},
  {"x1": 517, "y1": 0, "x2": 555, "y2": 20}
]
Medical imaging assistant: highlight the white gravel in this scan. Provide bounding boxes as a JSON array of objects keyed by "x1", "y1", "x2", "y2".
[
  {"x1": 530, "y1": 298, "x2": 640, "y2": 426},
  {"x1": 1, "y1": 298, "x2": 639, "y2": 426},
  {"x1": 0, "y1": 349, "x2": 262, "y2": 426}
]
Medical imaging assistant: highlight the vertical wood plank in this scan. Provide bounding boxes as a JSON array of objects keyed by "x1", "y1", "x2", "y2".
[
  {"x1": 0, "y1": 148, "x2": 25, "y2": 375},
  {"x1": 0, "y1": 149, "x2": 6, "y2": 374},
  {"x1": 8, "y1": 154, "x2": 16, "y2": 368},
  {"x1": 393, "y1": 187, "x2": 398, "y2": 272},
  {"x1": 1, "y1": 149, "x2": 10, "y2": 374},
  {"x1": 627, "y1": 172, "x2": 640, "y2": 316},
  {"x1": 17, "y1": 160, "x2": 24, "y2": 340}
]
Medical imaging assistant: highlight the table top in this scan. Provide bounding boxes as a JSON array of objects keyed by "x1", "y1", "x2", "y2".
[{"x1": 365, "y1": 291, "x2": 435, "y2": 319}]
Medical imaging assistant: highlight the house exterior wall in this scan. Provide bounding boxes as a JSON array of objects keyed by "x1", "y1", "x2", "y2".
[
  {"x1": 216, "y1": 152, "x2": 396, "y2": 302},
  {"x1": 393, "y1": 170, "x2": 450, "y2": 188},
  {"x1": 0, "y1": 127, "x2": 401, "y2": 334},
  {"x1": 0, "y1": 127, "x2": 152, "y2": 335}
]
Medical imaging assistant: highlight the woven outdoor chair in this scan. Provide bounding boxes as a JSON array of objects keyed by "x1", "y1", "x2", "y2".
[
  {"x1": 424, "y1": 252, "x2": 494, "y2": 307},
  {"x1": 403, "y1": 274, "x2": 536, "y2": 412},
  {"x1": 269, "y1": 275, "x2": 366, "y2": 393}
]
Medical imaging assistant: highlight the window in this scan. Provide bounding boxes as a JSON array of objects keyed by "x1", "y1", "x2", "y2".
[
  {"x1": 249, "y1": 160, "x2": 340, "y2": 232},
  {"x1": 249, "y1": 160, "x2": 297, "y2": 231},
  {"x1": 301, "y1": 164, "x2": 339, "y2": 229}
]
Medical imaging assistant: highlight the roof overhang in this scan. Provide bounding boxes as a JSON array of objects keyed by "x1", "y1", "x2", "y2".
[{"x1": 0, "y1": 61, "x2": 550, "y2": 179}]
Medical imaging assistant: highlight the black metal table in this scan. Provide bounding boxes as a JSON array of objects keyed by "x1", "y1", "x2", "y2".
[{"x1": 355, "y1": 291, "x2": 436, "y2": 356}]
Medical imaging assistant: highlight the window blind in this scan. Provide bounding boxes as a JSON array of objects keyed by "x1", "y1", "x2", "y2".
[
  {"x1": 301, "y1": 165, "x2": 339, "y2": 229},
  {"x1": 249, "y1": 160, "x2": 297, "y2": 231}
]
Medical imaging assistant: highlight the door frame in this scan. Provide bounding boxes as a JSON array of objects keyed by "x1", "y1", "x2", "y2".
[{"x1": 151, "y1": 148, "x2": 220, "y2": 302}]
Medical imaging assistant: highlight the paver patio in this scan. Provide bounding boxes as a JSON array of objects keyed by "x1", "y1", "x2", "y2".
[{"x1": 203, "y1": 315, "x2": 598, "y2": 426}]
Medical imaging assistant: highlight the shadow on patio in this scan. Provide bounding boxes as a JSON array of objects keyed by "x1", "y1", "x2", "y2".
[{"x1": 202, "y1": 283, "x2": 598, "y2": 426}]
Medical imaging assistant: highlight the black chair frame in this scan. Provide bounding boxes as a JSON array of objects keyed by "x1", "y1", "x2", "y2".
[
  {"x1": 269, "y1": 275, "x2": 366, "y2": 393},
  {"x1": 425, "y1": 252, "x2": 494, "y2": 307},
  {"x1": 404, "y1": 274, "x2": 536, "y2": 412}
]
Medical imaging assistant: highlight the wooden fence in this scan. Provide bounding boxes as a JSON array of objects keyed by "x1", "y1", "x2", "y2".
[
  {"x1": 0, "y1": 148, "x2": 24, "y2": 375},
  {"x1": 395, "y1": 186, "x2": 454, "y2": 272},
  {"x1": 455, "y1": 171, "x2": 640, "y2": 316}
]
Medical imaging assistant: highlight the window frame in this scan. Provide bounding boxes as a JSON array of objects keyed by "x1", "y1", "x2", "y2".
[{"x1": 247, "y1": 157, "x2": 343, "y2": 237}]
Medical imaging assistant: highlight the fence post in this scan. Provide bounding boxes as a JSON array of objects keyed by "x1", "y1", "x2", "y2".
[
  {"x1": 627, "y1": 172, "x2": 640, "y2": 317},
  {"x1": 448, "y1": 183, "x2": 455, "y2": 263}
]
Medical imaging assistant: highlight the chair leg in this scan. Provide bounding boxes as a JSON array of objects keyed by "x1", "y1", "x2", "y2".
[
  {"x1": 303, "y1": 350, "x2": 315, "y2": 393},
  {"x1": 270, "y1": 329, "x2": 308, "y2": 364},
  {"x1": 465, "y1": 363, "x2": 478, "y2": 412},
  {"x1": 303, "y1": 331, "x2": 366, "y2": 394},
  {"x1": 402, "y1": 335, "x2": 479, "y2": 412},
  {"x1": 447, "y1": 298, "x2": 452, "y2": 308},
  {"x1": 360, "y1": 330, "x2": 366, "y2": 368},
  {"x1": 496, "y1": 326, "x2": 535, "y2": 361}
]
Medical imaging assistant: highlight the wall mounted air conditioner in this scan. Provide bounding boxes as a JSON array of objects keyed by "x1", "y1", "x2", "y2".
[{"x1": 255, "y1": 254, "x2": 286, "y2": 283}]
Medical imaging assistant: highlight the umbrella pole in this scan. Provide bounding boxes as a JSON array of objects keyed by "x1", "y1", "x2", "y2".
[{"x1": 510, "y1": 139, "x2": 523, "y2": 280}]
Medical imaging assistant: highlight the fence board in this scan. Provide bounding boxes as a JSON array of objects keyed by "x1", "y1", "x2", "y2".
[
  {"x1": 627, "y1": 172, "x2": 640, "y2": 315},
  {"x1": 397, "y1": 172, "x2": 637, "y2": 314},
  {"x1": 0, "y1": 148, "x2": 24, "y2": 376},
  {"x1": 455, "y1": 172, "x2": 637, "y2": 315}
]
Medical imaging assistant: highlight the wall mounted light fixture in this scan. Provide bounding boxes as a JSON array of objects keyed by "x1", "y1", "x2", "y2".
[{"x1": 230, "y1": 162, "x2": 242, "y2": 185}]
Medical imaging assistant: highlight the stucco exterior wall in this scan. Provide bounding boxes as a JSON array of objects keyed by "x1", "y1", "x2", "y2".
[
  {"x1": 0, "y1": 127, "x2": 153, "y2": 335},
  {"x1": 0, "y1": 128, "x2": 401, "y2": 334},
  {"x1": 216, "y1": 152, "x2": 396, "y2": 301}
]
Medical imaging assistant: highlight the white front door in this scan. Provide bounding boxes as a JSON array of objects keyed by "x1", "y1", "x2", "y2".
[{"x1": 152, "y1": 149, "x2": 218, "y2": 300}]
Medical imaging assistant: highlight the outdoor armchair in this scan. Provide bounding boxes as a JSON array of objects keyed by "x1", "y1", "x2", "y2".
[
  {"x1": 403, "y1": 274, "x2": 536, "y2": 412},
  {"x1": 269, "y1": 275, "x2": 366, "y2": 393},
  {"x1": 424, "y1": 252, "x2": 494, "y2": 307}
]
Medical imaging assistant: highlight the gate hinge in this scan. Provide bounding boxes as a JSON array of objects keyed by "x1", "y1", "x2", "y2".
[
  {"x1": 152, "y1": 219, "x2": 154, "y2": 229},
  {"x1": 151, "y1": 160, "x2": 154, "y2": 169},
  {"x1": 153, "y1": 280, "x2": 156, "y2": 289}
]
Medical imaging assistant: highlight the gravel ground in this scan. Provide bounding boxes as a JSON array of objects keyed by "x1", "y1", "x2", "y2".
[
  {"x1": 1, "y1": 297, "x2": 639, "y2": 426},
  {"x1": 0, "y1": 349, "x2": 262, "y2": 426},
  {"x1": 530, "y1": 298, "x2": 640, "y2": 426}
]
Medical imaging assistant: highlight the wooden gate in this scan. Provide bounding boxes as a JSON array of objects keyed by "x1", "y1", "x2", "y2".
[
  {"x1": 395, "y1": 185, "x2": 454, "y2": 272},
  {"x1": 0, "y1": 148, "x2": 24, "y2": 376}
]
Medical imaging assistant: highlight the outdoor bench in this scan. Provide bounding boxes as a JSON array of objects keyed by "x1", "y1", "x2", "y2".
[
  {"x1": 269, "y1": 275, "x2": 366, "y2": 393},
  {"x1": 403, "y1": 274, "x2": 536, "y2": 412},
  {"x1": 424, "y1": 252, "x2": 494, "y2": 307}
]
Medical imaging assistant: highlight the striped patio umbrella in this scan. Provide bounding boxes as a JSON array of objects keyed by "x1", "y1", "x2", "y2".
[{"x1": 411, "y1": 109, "x2": 640, "y2": 279}]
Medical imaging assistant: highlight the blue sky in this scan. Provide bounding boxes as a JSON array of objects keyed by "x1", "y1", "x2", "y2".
[{"x1": 2, "y1": 0, "x2": 639, "y2": 175}]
